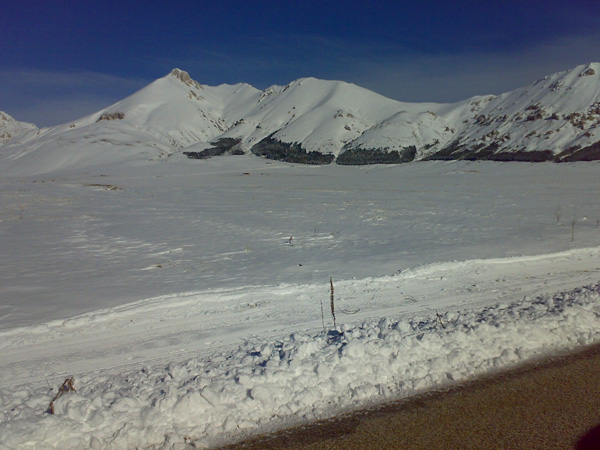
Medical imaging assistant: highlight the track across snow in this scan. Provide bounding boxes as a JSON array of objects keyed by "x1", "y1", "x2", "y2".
[{"x1": 1, "y1": 245, "x2": 600, "y2": 390}]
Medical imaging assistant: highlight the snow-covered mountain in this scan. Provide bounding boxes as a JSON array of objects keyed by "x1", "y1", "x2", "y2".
[
  {"x1": 2, "y1": 63, "x2": 600, "y2": 175},
  {"x1": 0, "y1": 111, "x2": 37, "y2": 145},
  {"x1": 0, "y1": 69, "x2": 256, "y2": 175},
  {"x1": 427, "y1": 62, "x2": 600, "y2": 162}
]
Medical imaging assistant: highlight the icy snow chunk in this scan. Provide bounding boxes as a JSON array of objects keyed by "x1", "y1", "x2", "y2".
[{"x1": 172, "y1": 391, "x2": 212, "y2": 423}]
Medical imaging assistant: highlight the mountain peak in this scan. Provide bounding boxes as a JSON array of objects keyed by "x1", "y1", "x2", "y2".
[
  {"x1": 0, "y1": 111, "x2": 15, "y2": 123},
  {"x1": 168, "y1": 68, "x2": 203, "y2": 90},
  {"x1": 0, "y1": 111, "x2": 38, "y2": 145}
]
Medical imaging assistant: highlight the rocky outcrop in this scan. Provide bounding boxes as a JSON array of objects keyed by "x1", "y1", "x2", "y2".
[
  {"x1": 336, "y1": 146, "x2": 416, "y2": 165},
  {"x1": 97, "y1": 112, "x2": 125, "y2": 122},
  {"x1": 169, "y1": 69, "x2": 203, "y2": 90},
  {"x1": 250, "y1": 135, "x2": 334, "y2": 165},
  {"x1": 0, "y1": 111, "x2": 37, "y2": 145}
]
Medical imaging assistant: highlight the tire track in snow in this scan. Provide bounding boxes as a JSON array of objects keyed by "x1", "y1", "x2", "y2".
[{"x1": 1, "y1": 246, "x2": 599, "y2": 389}]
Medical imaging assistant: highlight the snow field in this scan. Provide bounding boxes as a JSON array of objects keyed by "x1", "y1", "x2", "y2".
[
  {"x1": 2, "y1": 159, "x2": 600, "y2": 331},
  {"x1": 1, "y1": 283, "x2": 599, "y2": 449},
  {"x1": 1, "y1": 159, "x2": 600, "y2": 449}
]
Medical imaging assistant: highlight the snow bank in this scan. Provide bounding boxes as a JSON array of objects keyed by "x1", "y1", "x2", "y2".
[{"x1": 1, "y1": 283, "x2": 600, "y2": 449}]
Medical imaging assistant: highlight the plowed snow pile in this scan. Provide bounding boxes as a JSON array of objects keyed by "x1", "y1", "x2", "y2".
[{"x1": 2, "y1": 282, "x2": 600, "y2": 449}]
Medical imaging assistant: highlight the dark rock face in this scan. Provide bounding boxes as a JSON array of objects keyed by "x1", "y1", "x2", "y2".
[
  {"x1": 250, "y1": 134, "x2": 334, "y2": 165},
  {"x1": 184, "y1": 138, "x2": 242, "y2": 159},
  {"x1": 336, "y1": 146, "x2": 416, "y2": 165}
]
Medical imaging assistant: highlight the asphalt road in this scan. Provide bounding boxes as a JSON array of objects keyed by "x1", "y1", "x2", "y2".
[{"x1": 217, "y1": 344, "x2": 600, "y2": 450}]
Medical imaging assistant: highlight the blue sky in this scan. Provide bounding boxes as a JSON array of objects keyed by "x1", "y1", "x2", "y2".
[{"x1": 2, "y1": 0, "x2": 600, "y2": 126}]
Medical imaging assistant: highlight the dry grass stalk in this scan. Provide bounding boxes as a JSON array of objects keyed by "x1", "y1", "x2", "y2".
[
  {"x1": 46, "y1": 377, "x2": 76, "y2": 414},
  {"x1": 330, "y1": 277, "x2": 336, "y2": 328},
  {"x1": 436, "y1": 311, "x2": 446, "y2": 329}
]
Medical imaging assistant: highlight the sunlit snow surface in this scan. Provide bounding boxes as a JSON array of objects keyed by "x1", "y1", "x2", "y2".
[{"x1": 1, "y1": 157, "x2": 600, "y2": 449}]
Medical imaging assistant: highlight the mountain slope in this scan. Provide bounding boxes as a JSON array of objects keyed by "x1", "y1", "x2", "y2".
[
  {"x1": 2, "y1": 63, "x2": 600, "y2": 176},
  {"x1": 0, "y1": 70, "x2": 258, "y2": 175},
  {"x1": 427, "y1": 63, "x2": 600, "y2": 162},
  {"x1": 223, "y1": 77, "x2": 442, "y2": 159},
  {"x1": 0, "y1": 111, "x2": 38, "y2": 145},
  {"x1": 0, "y1": 71, "x2": 451, "y2": 173}
]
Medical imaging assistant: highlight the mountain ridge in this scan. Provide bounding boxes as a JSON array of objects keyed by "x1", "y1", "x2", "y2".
[
  {"x1": 0, "y1": 111, "x2": 38, "y2": 145},
  {"x1": 2, "y1": 64, "x2": 600, "y2": 175}
]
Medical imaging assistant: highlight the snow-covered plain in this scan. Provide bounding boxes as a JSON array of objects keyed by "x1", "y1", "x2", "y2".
[{"x1": 1, "y1": 157, "x2": 600, "y2": 449}]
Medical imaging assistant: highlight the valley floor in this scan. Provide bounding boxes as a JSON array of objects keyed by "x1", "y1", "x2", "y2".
[{"x1": 0, "y1": 159, "x2": 599, "y2": 448}]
